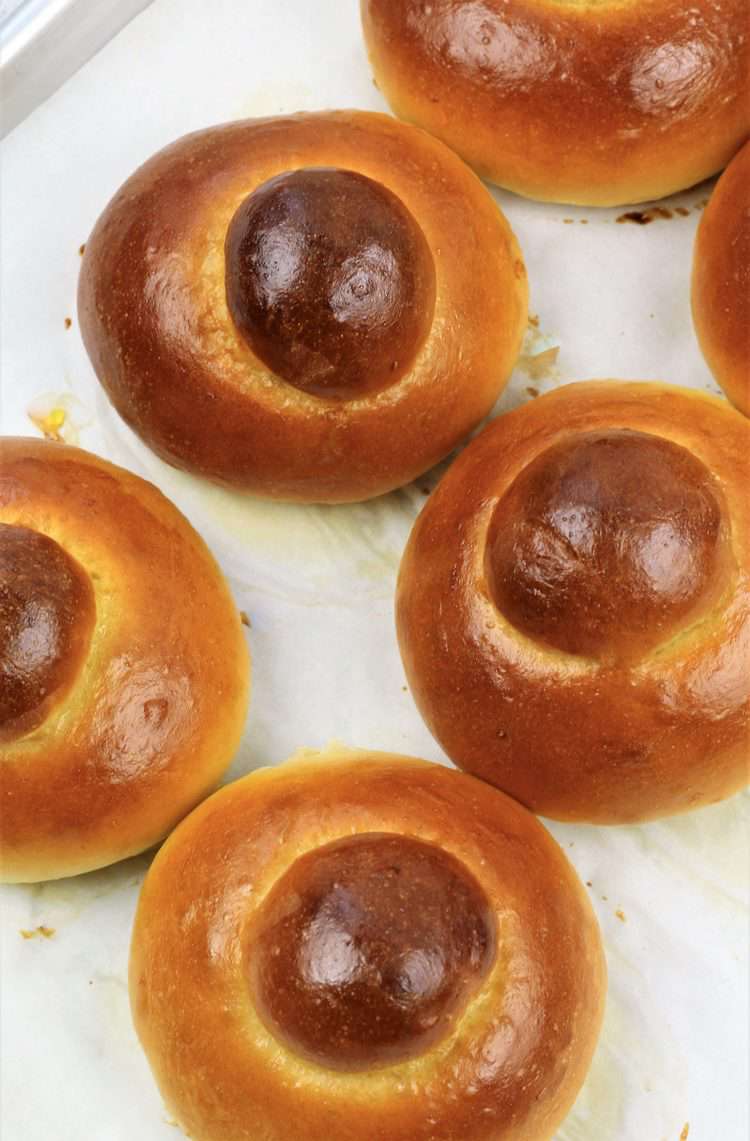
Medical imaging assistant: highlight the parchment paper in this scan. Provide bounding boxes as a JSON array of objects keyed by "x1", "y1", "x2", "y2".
[{"x1": 1, "y1": 2, "x2": 747, "y2": 1138}]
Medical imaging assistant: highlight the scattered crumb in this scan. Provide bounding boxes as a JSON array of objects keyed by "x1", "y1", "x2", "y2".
[
  {"x1": 601, "y1": 895, "x2": 608, "y2": 901},
  {"x1": 20, "y1": 926, "x2": 55, "y2": 940},
  {"x1": 586, "y1": 881, "x2": 593, "y2": 888},
  {"x1": 615, "y1": 909, "x2": 626, "y2": 923},
  {"x1": 680, "y1": 1125, "x2": 690, "y2": 1141},
  {"x1": 617, "y1": 210, "x2": 652, "y2": 225},
  {"x1": 240, "y1": 611, "x2": 251, "y2": 628},
  {"x1": 402, "y1": 685, "x2": 407, "y2": 692},
  {"x1": 518, "y1": 345, "x2": 560, "y2": 381},
  {"x1": 528, "y1": 314, "x2": 540, "y2": 328},
  {"x1": 420, "y1": 487, "x2": 430, "y2": 496},
  {"x1": 64, "y1": 317, "x2": 72, "y2": 329},
  {"x1": 563, "y1": 218, "x2": 574, "y2": 224},
  {"x1": 568, "y1": 842, "x2": 575, "y2": 848},
  {"x1": 372, "y1": 77, "x2": 379, "y2": 90},
  {"x1": 675, "y1": 206, "x2": 690, "y2": 217},
  {"x1": 697, "y1": 199, "x2": 709, "y2": 210},
  {"x1": 579, "y1": 218, "x2": 588, "y2": 224},
  {"x1": 616, "y1": 206, "x2": 675, "y2": 226},
  {"x1": 525, "y1": 386, "x2": 539, "y2": 398},
  {"x1": 78, "y1": 243, "x2": 86, "y2": 256}
]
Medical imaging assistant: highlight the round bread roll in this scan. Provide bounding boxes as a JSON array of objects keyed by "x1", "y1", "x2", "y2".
[
  {"x1": 0, "y1": 438, "x2": 250, "y2": 882},
  {"x1": 361, "y1": 0, "x2": 750, "y2": 206},
  {"x1": 78, "y1": 111, "x2": 527, "y2": 502},
  {"x1": 396, "y1": 382, "x2": 750, "y2": 824},
  {"x1": 692, "y1": 141, "x2": 750, "y2": 417},
  {"x1": 130, "y1": 744, "x2": 605, "y2": 1141}
]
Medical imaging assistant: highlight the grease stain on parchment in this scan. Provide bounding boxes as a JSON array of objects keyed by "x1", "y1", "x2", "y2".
[
  {"x1": 22, "y1": 851, "x2": 152, "y2": 924},
  {"x1": 94, "y1": 387, "x2": 439, "y2": 606},
  {"x1": 20, "y1": 925, "x2": 55, "y2": 940},
  {"x1": 27, "y1": 392, "x2": 92, "y2": 446}
]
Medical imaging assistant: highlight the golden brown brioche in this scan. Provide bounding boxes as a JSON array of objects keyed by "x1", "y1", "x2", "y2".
[
  {"x1": 692, "y1": 142, "x2": 750, "y2": 417},
  {"x1": 78, "y1": 111, "x2": 527, "y2": 502},
  {"x1": 361, "y1": 0, "x2": 750, "y2": 206},
  {"x1": 0, "y1": 438, "x2": 250, "y2": 882},
  {"x1": 130, "y1": 744, "x2": 605, "y2": 1141},
  {"x1": 396, "y1": 382, "x2": 750, "y2": 824}
]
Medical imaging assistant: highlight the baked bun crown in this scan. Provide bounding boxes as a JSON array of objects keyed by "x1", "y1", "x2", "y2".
[
  {"x1": 396, "y1": 383, "x2": 750, "y2": 823},
  {"x1": 692, "y1": 141, "x2": 750, "y2": 417},
  {"x1": 79, "y1": 111, "x2": 527, "y2": 502},
  {"x1": 361, "y1": 0, "x2": 750, "y2": 206},
  {"x1": 0, "y1": 438, "x2": 250, "y2": 882},
  {"x1": 130, "y1": 745, "x2": 605, "y2": 1141}
]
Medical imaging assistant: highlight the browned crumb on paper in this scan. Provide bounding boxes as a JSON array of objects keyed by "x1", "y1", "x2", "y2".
[
  {"x1": 616, "y1": 206, "x2": 676, "y2": 225},
  {"x1": 20, "y1": 926, "x2": 56, "y2": 940},
  {"x1": 79, "y1": 243, "x2": 86, "y2": 256},
  {"x1": 64, "y1": 317, "x2": 72, "y2": 329},
  {"x1": 240, "y1": 611, "x2": 251, "y2": 628},
  {"x1": 615, "y1": 909, "x2": 626, "y2": 922},
  {"x1": 528, "y1": 314, "x2": 540, "y2": 328},
  {"x1": 525, "y1": 386, "x2": 540, "y2": 398},
  {"x1": 563, "y1": 218, "x2": 575, "y2": 224},
  {"x1": 420, "y1": 487, "x2": 431, "y2": 496},
  {"x1": 675, "y1": 206, "x2": 690, "y2": 217},
  {"x1": 579, "y1": 218, "x2": 588, "y2": 224},
  {"x1": 680, "y1": 1125, "x2": 690, "y2": 1141},
  {"x1": 586, "y1": 881, "x2": 593, "y2": 887}
]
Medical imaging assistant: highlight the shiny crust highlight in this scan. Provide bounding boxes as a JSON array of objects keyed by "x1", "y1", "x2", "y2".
[
  {"x1": 396, "y1": 383, "x2": 750, "y2": 823},
  {"x1": 0, "y1": 438, "x2": 250, "y2": 882},
  {"x1": 130, "y1": 745, "x2": 605, "y2": 1141},
  {"x1": 361, "y1": 0, "x2": 750, "y2": 206}
]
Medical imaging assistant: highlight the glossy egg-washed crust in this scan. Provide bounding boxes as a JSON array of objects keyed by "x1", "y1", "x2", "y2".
[
  {"x1": 130, "y1": 746, "x2": 605, "y2": 1141},
  {"x1": 397, "y1": 383, "x2": 750, "y2": 824},
  {"x1": 692, "y1": 142, "x2": 750, "y2": 417},
  {"x1": 0, "y1": 439, "x2": 249, "y2": 882},
  {"x1": 78, "y1": 111, "x2": 528, "y2": 502},
  {"x1": 361, "y1": 0, "x2": 750, "y2": 206}
]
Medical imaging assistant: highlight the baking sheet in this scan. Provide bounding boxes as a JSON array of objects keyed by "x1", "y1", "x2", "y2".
[{"x1": 0, "y1": 1, "x2": 748, "y2": 1138}]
